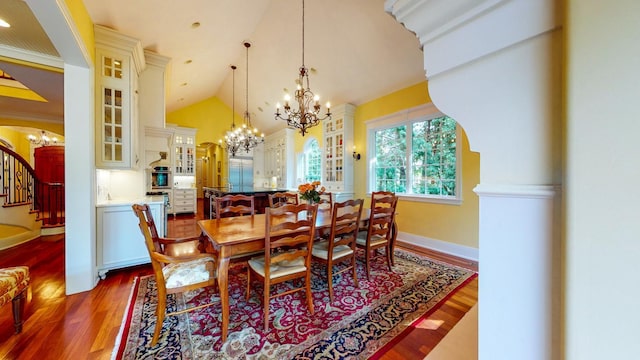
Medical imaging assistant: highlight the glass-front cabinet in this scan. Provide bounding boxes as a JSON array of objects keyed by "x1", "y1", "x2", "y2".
[
  {"x1": 94, "y1": 25, "x2": 145, "y2": 169},
  {"x1": 322, "y1": 104, "x2": 355, "y2": 201},
  {"x1": 173, "y1": 127, "x2": 196, "y2": 176}
]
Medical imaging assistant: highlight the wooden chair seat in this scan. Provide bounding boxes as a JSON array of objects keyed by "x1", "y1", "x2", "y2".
[
  {"x1": 311, "y1": 240, "x2": 354, "y2": 260},
  {"x1": 0, "y1": 266, "x2": 30, "y2": 334}
]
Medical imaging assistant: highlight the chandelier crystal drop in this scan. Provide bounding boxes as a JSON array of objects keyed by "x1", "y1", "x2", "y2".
[
  {"x1": 239, "y1": 42, "x2": 264, "y2": 153},
  {"x1": 220, "y1": 65, "x2": 243, "y2": 157},
  {"x1": 274, "y1": 0, "x2": 331, "y2": 136}
]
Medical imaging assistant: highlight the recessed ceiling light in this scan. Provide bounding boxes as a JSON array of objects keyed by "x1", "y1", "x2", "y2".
[
  {"x1": 0, "y1": 19, "x2": 10, "y2": 28},
  {"x1": 191, "y1": 22, "x2": 200, "y2": 29}
]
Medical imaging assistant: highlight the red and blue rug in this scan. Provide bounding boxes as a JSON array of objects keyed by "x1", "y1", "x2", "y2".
[{"x1": 113, "y1": 250, "x2": 476, "y2": 359}]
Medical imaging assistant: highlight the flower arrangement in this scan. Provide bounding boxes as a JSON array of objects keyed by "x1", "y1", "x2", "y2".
[{"x1": 298, "y1": 181, "x2": 325, "y2": 204}]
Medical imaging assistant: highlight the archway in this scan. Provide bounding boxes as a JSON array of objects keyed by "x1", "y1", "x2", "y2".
[{"x1": 386, "y1": 1, "x2": 562, "y2": 359}]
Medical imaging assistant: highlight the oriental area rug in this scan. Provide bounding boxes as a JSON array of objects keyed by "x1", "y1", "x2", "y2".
[{"x1": 112, "y1": 250, "x2": 476, "y2": 360}]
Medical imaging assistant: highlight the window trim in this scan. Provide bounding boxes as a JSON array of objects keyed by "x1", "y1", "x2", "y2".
[{"x1": 365, "y1": 103, "x2": 462, "y2": 205}]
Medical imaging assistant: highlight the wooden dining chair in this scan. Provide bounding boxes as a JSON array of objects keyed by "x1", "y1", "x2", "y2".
[
  {"x1": 268, "y1": 192, "x2": 298, "y2": 208},
  {"x1": 215, "y1": 194, "x2": 255, "y2": 219},
  {"x1": 132, "y1": 204, "x2": 218, "y2": 346},
  {"x1": 356, "y1": 193, "x2": 398, "y2": 280},
  {"x1": 317, "y1": 192, "x2": 333, "y2": 210},
  {"x1": 312, "y1": 198, "x2": 363, "y2": 301},
  {"x1": 246, "y1": 203, "x2": 318, "y2": 331}
]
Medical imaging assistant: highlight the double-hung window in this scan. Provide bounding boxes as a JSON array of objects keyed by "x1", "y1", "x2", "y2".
[
  {"x1": 367, "y1": 103, "x2": 461, "y2": 204},
  {"x1": 304, "y1": 138, "x2": 322, "y2": 182}
]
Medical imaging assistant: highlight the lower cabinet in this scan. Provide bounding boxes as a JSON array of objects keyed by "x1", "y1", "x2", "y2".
[
  {"x1": 173, "y1": 188, "x2": 196, "y2": 214},
  {"x1": 96, "y1": 202, "x2": 165, "y2": 279}
]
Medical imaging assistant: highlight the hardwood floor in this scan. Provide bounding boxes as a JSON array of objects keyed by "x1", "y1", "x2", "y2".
[{"x1": 0, "y1": 201, "x2": 478, "y2": 359}]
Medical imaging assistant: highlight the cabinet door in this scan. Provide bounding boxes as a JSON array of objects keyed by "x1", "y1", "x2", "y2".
[
  {"x1": 97, "y1": 205, "x2": 153, "y2": 273},
  {"x1": 96, "y1": 50, "x2": 133, "y2": 168}
]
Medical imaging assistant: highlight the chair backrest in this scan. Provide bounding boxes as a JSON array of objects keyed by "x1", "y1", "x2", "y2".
[
  {"x1": 216, "y1": 194, "x2": 255, "y2": 219},
  {"x1": 132, "y1": 204, "x2": 165, "y2": 274},
  {"x1": 329, "y1": 198, "x2": 363, "y2": 250},
  {"x1": 268, "y1": 192, "x2": 299, "y2": 208},
  {"x1": 263, "y1": 203, "x2": 317, "y2": 273},
  {"x1": 318, "y1": 192, "x2": 333, "y2": 210},
  {"x1": 365, "y1": 193, "x2": 398, "y2": 243}
]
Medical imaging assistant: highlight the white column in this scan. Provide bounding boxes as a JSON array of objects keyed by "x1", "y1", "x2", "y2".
[
  {"x1": 385, "y1": 0, "x2": 562, "y2": 359},
  {"x1": 27, "y1": 0, "x2": 97, "y2": 293}
]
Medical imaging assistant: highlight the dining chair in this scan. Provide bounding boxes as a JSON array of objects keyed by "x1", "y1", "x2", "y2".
[
  {"x1": 246, "y1": 203, "x2": 318, "y2": 331},
  {"x1": 318, "y1": 192, "x2": 333, "y2": 210},
  {"x1": 356, "y1": 193, "x2": 398, "y2": 280},
  {"x1": 132, "y1": 204, "x2": 218, "y2": 346},
  {"x1": 268, "y1": 192, "x2": 299, "y2": 208},
  {"x1": 311, "y1": 198, "x2": 363, "y2": 301},
  {"x1": 215, "y1": 194, "x2": 255, "y2": 219}
]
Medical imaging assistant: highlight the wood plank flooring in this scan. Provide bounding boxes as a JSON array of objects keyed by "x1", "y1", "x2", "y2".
[{"x1": 0, "y1": 202, "x2": 478, "y2": 359}]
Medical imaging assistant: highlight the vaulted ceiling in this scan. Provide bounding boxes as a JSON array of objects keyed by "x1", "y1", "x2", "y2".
[{"x1": 0, "y1": 0, "x2": 426, "y2": 136}]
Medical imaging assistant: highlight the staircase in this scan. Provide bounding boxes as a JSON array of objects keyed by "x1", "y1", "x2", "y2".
[{"x1": 0, "y1": 144, "x2": 65, "y2": 250}]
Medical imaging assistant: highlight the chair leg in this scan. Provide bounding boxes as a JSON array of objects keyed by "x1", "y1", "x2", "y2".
[
  {"x1": 385, "y1": 245, "x2": 393, "y2": 272},
  {"x1": 246, "y1": 269, "x2": 251, "y2": 301},
  {"x1": 327, "y1": 261, "x2": 334, "y2": 302},
  {"x1": 365, "y1": 248, "x2": 371, "y2": 280},
  {"x1": 351, "y1": 255, "x2": 359, "y2": 289},
  {"x1": 263, "y1": 280, "x2": 270, "y2": 331},
  {"x1": 11, "y1": 289, "x2": 26, "y2": 334},
  {"x1": 152, "y1": 287, "x2": 167, "y2": 346},
  {"x1": 305, "y1": 270, "x2": 314, "y2": 315}
]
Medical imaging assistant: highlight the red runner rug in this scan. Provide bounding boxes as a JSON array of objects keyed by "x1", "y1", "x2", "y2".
[{"x1": 113, "y1": 250, "x2": 476, "y2": 359}]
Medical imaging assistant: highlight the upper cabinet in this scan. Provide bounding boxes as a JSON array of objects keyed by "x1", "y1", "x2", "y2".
[
  {"x1": 323, "y1": 104, "x2": 355, "y2": 200},
  {"x1": 172, "y1": 127, "x2": 196, "y2": 176},
  {"x1": 264, "y1": 128, "x2": 295, "y2": 189},
  {"x1": 94, "y1": 25, "x2": 146, "y2": 169}
]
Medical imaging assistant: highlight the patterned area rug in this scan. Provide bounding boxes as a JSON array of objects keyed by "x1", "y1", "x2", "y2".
[{"x1": 113, "y1": 250, "x2": 476, "y2": 359}]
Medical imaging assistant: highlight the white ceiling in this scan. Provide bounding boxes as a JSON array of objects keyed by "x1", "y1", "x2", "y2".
[{"x1": 0, "y1": 0, "x2": 426, "y2": 137}]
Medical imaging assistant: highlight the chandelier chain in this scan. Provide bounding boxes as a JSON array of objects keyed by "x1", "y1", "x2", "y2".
[{"x1": 274, "y1": 0, "x2": 331, "y2": 136}]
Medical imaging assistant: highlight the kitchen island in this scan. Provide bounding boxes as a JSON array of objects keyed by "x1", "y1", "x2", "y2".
[{"x1": 203, "y1": 186, "x2": 291, "y2": 219}]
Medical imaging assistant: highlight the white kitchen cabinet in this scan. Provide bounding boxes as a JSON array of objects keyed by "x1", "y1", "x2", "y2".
[
  {"x1": 323, "y1": 104, "x2": 355, "y2": 201},
  {"x1": 172, "y1": 127, "x2": 196, "y2": 176},
  {"x1": 94, "y1": 25, "x2": 145, "y2": 169},
  {"x1": 96, "y1": 199, "x2": 165, "y2": 279},
  {"x1": 264, "y1": 128, "x2": 295, "y2": 189},
  {"x1": 173, "y1": 188, "x2": 196, "y2": 214}
]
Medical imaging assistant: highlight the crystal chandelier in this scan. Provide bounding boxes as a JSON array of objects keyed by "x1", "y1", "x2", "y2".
[
  {"x1": 275, "y1": 0, "x2": 331, "y2": 136},
  {"x1": 28, "y1": 130, "x2": 58, "y2": 146},
  {"x1": 239, "y1": 42, "x2": 264, "y2": 152},
  {"x1": 220, "y1": 65, "x2": 243, "y2": 157}
]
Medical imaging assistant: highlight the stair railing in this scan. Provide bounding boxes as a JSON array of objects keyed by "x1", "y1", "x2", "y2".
[{"x1": 1, "y1": 144, "x2": 65, "y2": 227}]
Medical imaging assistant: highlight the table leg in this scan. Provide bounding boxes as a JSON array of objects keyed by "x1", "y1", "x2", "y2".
[{"x1": 217, "y1": 255, "x2": 230, "y2": 342}]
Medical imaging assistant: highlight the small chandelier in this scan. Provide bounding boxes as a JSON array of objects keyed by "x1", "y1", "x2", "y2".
[
  {"x1": 28, "y1": 130, "x2": 58, "y2": 146},
  {"x1": 220, "y1": 65, "x2": 243, "y2": 156},
  {"x1": 239, "y1": 41, "x2": 264, "y2": 153},
  {"x1": 275, "y1": 0, "x2": 331, "y2": 136}
]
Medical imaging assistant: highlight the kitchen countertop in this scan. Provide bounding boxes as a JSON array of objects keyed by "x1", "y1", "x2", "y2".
[{"x1": 96, "y1": 195, "x2": 165, "y2": 207}]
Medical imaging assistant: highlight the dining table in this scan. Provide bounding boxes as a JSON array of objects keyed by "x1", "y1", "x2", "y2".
[{"x1": 197, "y1": 206, "x2": 398, "y2": 342}]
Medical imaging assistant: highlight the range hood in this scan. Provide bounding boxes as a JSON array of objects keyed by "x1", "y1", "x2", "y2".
[{"x1": 148, "y1": 151, "x2": 171, "y2": 169}]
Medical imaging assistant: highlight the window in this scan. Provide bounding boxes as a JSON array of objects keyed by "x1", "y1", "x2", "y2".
[
  {"x1": 304, "y1": 138, "x2": 321, "y2": 182},
  {"x1": 367, "y1": 104, "x2": 461, "y2": 204}
]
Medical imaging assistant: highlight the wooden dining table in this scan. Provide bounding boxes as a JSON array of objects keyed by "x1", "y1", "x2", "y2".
[{"x1": 197, "y1": 207, "x2": 398, "y2": 342}]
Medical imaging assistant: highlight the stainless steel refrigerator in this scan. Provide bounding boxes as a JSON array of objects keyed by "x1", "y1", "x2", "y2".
[{"x1": 228, "y1": 156, "x2": 253, "y2": 190}]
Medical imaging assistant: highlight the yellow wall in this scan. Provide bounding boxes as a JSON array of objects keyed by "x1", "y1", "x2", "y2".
[
  {"x1": 167, "y1": 96, "x2": 241, "y2": 182},
  {"x1": 65, "y1": 0, "x2": 95, "y2": 64},
  {"x1": 0, "y1": 127, "x2": 32, "y2": 160},
  {"x1": 354, "y1": 81, "x2": 479, "y2": 249}
]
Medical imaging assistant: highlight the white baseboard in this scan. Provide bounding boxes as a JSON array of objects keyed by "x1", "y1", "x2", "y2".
[{"x1": 398, "y1": 232, "x2": 479, "y2": 262}]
